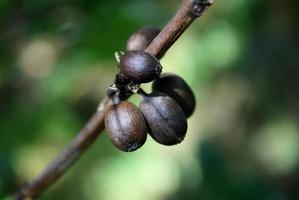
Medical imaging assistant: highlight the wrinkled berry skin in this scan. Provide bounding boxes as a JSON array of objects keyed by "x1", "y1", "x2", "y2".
[
  {"x1": 119, "y1": 51, "x2": 162, "y2": 83},
  {"x1": 152, "y1": 74, "x2": 196, "y2": 117},
  {"x1": 126, "y1": 26, "x2": 161, "y2": 51},
  {"x1": 105, "y1": 101, "x2": 147, "y2": 152},
  {"x1": 139, "y1": 92, "x2": 187, "y2": 145}
]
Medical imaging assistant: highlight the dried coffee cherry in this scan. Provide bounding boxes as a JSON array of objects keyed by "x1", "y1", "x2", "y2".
[
  {"x1": 152, "y1": 73, "x2": 196, "y2": 117},
  {"x1": 139, "y1": 92, "x2": 187, "y2": 145},
  {"x1": 105, "y1": 101, "x2": 147, "y2": 152},
  {"x1": 119, "y1": 50, "x2": 162, "y2": 83},
  {"x1": 126, "y1": 26, "x2": 161, "y2": 51}
]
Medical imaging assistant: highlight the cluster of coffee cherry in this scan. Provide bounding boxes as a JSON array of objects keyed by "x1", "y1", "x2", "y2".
[{"x1": 104, "y1": 26, "x2": 196, "y2": 152}]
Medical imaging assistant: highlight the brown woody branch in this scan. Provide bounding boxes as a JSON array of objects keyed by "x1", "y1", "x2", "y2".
[{"x1": 15, "y1": 0, "x2": 214, "y2": 199}]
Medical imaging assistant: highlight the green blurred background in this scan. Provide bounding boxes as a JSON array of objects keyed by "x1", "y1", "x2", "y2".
[{"x1": 1, "y1": 0, "x2": 299, "y2": 199}]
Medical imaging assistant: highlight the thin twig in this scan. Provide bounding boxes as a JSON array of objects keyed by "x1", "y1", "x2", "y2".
[{"x1": 15, "y1": 0, "x2": 214, "y2": 199}]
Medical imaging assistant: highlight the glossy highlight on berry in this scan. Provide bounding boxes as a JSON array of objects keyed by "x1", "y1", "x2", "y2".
[
  {"x1": 119, "y1": 50, "x2": 162, "y2": 83},
  {"x1": 105, "y1": 101, "x2": 147, "y2": 152},
  {"x1": 126, "y1": 25, "x2": 161, "y2": 51},
  {"x1": 153, "y1": 73, "x2": 196, "y2": 117},
  {"x1": 139, "y1": 92, "x2": 187, "y2": 145}
]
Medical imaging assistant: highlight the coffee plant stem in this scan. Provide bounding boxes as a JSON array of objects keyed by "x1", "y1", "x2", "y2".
[{"x1": 15, "y1": 0, "x2": 214, "y2": 199}]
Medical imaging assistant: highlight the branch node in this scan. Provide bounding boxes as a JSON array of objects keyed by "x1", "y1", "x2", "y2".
[
  {"x1": 15, "y1": 0, "x2": 215, "y2": 198},
  {"x1": 189, "y1": 0, "x2": 214, "y2": 17}
]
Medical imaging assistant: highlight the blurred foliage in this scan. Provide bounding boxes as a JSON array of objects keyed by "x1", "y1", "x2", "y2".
[{"x1": 0, "y1": 0, "x2": 299, "y2": 199}]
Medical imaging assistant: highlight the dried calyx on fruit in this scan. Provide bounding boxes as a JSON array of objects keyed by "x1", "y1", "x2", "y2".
[
  {"x1": 105, "y1": 25, "x2": 197, "y2": 151},
  {"x1": 126, "y1": 26, "x2": 161, "y2": 51},
  {"x1": 105, "y1": 101, "x2": 147, "y2": 152},
  {"x1": 119, "y1": 50, "x2": 162, "y2": 83},
  {"x1": 139, "y1": 90, "x2": 188, "y2": 145},
  {"x1": 152, "y1": 73, "x2": 196, "y2": 117}
]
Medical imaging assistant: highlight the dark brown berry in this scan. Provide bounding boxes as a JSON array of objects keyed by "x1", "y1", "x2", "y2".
[
  {"x1": 126, "y1": 26, "x2": 161, "y2": 51},
  {"x1": 152, "y1": 74, "x2": 196, "y2": 117},
  {"x1": 105, "y1": 101, "x2": 147, "y2": 152},
  {"x1": 139, "y1": 92, "x2": 187, "y2": 145},
  {"x1": 119, "y1": 51, "x2": 162, "y2": 83}
]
